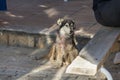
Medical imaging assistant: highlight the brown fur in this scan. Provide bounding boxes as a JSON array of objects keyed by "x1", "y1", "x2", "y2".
[{"x1": 47, "y1": 18, "x2": 79, "y2": 67}]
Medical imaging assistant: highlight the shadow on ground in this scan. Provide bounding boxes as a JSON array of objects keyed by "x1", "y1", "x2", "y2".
[
  {"x1": 0, "y1": 46, "x2": 92, "y2": 80},
  {"x1": 0, "y1": 0, "x2": 101, "y2": 37}
]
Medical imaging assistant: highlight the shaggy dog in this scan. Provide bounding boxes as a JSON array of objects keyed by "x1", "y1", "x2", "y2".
[{"x1": 47, "y1": 18, "x2": 79, "y2": 67}]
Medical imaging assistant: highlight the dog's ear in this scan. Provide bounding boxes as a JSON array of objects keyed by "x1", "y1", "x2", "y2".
[{"x1": 57, "y1": 18, "x2": 64, "y2": 26}]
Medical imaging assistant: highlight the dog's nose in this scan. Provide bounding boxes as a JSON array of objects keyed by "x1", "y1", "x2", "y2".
[{"x1": 70, "y1": 30, "x2": 73, "y2": 34}]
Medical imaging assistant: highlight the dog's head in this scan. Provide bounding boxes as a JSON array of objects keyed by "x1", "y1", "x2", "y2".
[{"x1": 57, "y1": 18, "x2": 75, "y2": 37}]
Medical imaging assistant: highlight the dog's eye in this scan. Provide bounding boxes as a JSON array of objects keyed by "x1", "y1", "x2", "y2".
[
  {"x1": 70, "y1": 23, "x2": 73, "y2": 26},
  {"x1": 65, "y1": 23, "x2": 69, "y2": 27}
]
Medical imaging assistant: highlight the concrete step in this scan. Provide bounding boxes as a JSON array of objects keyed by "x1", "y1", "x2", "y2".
[
  {"x1": 0, "y1": 29, "x2": 56, "y2": 48},
  {"x1": 0, "y1": 29, "x2": 90, "y2": 49}
]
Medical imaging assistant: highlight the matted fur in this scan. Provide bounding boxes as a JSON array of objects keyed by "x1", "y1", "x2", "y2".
[{"x1": 48, "y1": 18, "x2": 79, "y2": 67}]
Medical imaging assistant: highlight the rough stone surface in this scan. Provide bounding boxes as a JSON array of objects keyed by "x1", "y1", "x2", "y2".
[
  {"x1": 104, "y1": 52, "x2": 120, "y2": 80},
  {"x1": 113, "y1": 52, "x2": 120, "y2": 64},
  {"x1": 0, "y1": 45, "x2": 119, "y2": 80},
  {"x1": 27, "y1": 36, "x2": 35, "y2": 47},
  {"x1": 0, "y1": 0, "x2": 119, "y2": 80},
  {"x1": 0, "y1": 46, "x2": 109, "y2": 80},
  {"x1": 0, "y1": 32, "x2": 8, "y2": 45},
  {"x1": 0, "y1": 0, "x2": 102, "y2": 37},
  {"x1": 0, "y1": 31, "x2": 89, "y2": 49},
  {"x1": 36, "y1": 36, "x2": 47, "y2": 49},
  {"x1": 8, "y1": 33, "x2": 35, "y2": 47}
]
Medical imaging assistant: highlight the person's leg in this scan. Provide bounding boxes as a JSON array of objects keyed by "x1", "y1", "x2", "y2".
[{"x1": 94, "y1": 0, "x2": 120, "y2": 27}]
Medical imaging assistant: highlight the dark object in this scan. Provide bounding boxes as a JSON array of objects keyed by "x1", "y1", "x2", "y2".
[
  {"x1": 0, "y1": 0, "x2": 7, "y2": 11},
  {"x1": 93, "y1": 0, "x2": 120, "y2": 27}
]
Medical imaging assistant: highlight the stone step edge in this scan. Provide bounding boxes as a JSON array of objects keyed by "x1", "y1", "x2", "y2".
[
  {"x1": 0, "y1": 29, "x2": 91, "y2": 49},
  {"x1": 0, "y1": 28, "x2": 93, "y2": 38}
]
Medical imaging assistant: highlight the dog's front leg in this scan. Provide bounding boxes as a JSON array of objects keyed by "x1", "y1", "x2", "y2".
[{"x1": 48, "y1": 44, "x2": 56, "y2": 61}]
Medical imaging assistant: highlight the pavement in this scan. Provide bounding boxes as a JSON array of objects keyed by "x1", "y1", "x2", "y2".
[
  {"x1": 0, "y1": 0, "x2": 102, "y2": 37},
  {"x1": 0, "y1": 46, "x2": 93, "y2": 80},
  {"x1": 0, "y1": 45, "x2": 119, "y2": 80},
  {"x1": 0, "y1": 46, "x2": 100, "y2": 80},
  {"x1": 0, "y1": 0, "x2": 119, "y2": 80}
]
